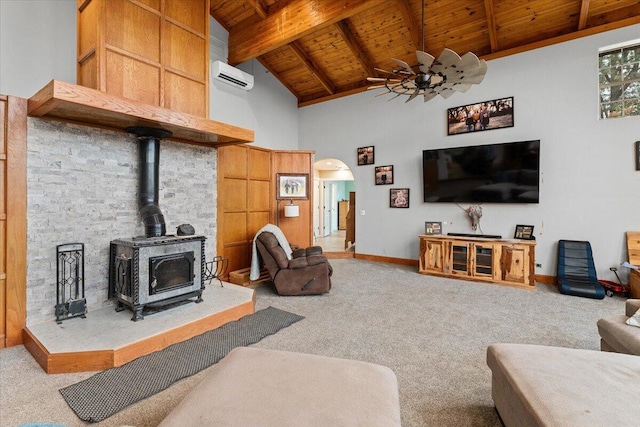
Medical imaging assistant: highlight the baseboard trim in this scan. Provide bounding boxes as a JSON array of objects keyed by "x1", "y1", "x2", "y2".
[
  {"x1": 535, "y1": 274, "x2": 556, "y2": 286},
  {"x1": 354, "y1": 253, "x2": 419, "y2": 266}
]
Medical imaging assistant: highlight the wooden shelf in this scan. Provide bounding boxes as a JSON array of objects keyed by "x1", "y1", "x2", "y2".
[{"x1": 27, "y1": 80, "x2": 254, "y2": 147}]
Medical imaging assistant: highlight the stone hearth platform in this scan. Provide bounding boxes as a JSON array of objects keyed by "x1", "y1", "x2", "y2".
[{"x1": 23, "y1": 282, "x2": 255, "y2": 374}]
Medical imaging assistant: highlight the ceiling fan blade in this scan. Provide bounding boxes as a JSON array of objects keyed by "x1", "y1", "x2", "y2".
[
  {"x1": 430, "y1": 48, "x2": 462, "y2": 73},
  {"x1": 405, "y1": 89, "x2": 421, "y2": 103},
  {"x1": 423, "y1": 91, "x2": 438, "y2": 102},
  {"x1": 459, "y1": 52, "x2": 482, "y2": 70},
  {"x1": 367, "y1": 84, "x2": 388, "y2": 90},
  {"x1": 437, "y1": 87, "x2": 456, "y2": 99},
  {"x1": 374, "y1": 67, "x2": 394, "y2": 74},
  {"x1": 367, "y1": 77, "x2": 387, "y2": 82},
  {"x1": 452, "y1": 83, "x2": 472, "y2": 93},
  {"x1": 392, "y1": 58, "x2": 415, "y2": 74},
  {"x1": 416, "y1": 51, "x2": 435, "y2": 74}
]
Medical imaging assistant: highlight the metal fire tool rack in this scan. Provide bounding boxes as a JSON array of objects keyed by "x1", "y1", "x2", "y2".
[
  {"x1": 204, "y1": 256, "x2": 229, "y2": 287},
  {"x1": 56, "y1": 243, "x2": 87, "y2": 323}
]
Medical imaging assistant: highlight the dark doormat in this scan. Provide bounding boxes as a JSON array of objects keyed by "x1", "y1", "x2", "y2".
[{"x1": 59, "y1": 306, "x2": 304, "y2": 423}]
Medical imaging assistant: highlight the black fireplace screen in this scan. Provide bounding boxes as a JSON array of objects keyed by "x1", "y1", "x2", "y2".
[{"x1": 149, "y1": 252, "x2": 194, "y2": 294}]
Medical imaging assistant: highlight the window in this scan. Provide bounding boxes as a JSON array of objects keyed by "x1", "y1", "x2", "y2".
[{"x1": 599, "y1": 41, "x2": 640, "y2": 119}]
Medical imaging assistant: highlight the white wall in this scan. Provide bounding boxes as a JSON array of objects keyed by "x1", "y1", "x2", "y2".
[
  {"x1": 299, "y1": 24, "x2": 640, "y2": 281},
  {"x1": 208, "y1": 18, "x2": 299, "y2": 150},
  {"x1": 0, "y1": 0, "x2": 76, "y2": 97}
]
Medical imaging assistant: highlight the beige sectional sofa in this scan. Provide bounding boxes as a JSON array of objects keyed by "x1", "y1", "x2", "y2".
[
  {"x1": 487, "y1": 299, "x2": 640, "y2": 426},
  {"x1": 597, "y1": 298, "x2": 640, "y2": 355},
  {"x1": 160, "y1": 347, "x2": 401, "y2": 426}
]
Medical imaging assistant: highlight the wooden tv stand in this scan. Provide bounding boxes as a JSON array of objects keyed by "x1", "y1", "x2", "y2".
[{"x1": 419, "y1": 234, "x2": 536, "y2": 289}]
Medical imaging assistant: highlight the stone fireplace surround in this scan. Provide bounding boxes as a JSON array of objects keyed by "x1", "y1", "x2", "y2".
[{"x1": 26, "y1": 118, "x2": 218, "y2": 326}]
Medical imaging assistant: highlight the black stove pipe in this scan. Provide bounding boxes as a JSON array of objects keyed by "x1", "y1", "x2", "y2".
[{"x1": 126, "y1": 127, "x2": 172, "y2": 238}]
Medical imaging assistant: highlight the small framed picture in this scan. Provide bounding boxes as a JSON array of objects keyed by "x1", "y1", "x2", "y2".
[
  {"x1": 390, "y1": 188, "x2": 409, "y2": 208},
  {"x1": 514, "y1": 224, "x2": 535, "y2": 240},
  {"x1": 357, "y1": 146, "x2": 375, "y2": 166},
  {"x1": 276, "y1": 173, "x2": 309, "y2": 199},
  {"x1": 375, "y1": 165, "x2": 393, "y2": 185},
  {"x1": 425, "y1": 221, "x2": 442, "y2": 235},
  {"x1": 635, "y1": 141, "x2": 640, "y2": 171}
]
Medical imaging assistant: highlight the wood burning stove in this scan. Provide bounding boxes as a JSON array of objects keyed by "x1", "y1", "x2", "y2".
[{"x1": 109, "y1": 235, "x2": 205, "y2": 321}]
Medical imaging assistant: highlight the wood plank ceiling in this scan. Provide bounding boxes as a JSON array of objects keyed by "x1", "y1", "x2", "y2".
[{"x1": 210, "y1": 0, "x2": 640, "y2": 107}]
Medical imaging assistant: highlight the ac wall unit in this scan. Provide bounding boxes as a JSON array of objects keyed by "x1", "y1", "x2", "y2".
[{"x1": 211, "y1": 60, "x2": 254, "y2": 90}]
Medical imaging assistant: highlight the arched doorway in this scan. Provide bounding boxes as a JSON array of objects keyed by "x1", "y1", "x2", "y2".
[{"x1": 313, "y1": 158, "x2": 355, "y2": 254}]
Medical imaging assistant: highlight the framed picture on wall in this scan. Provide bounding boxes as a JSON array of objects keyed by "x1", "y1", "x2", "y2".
[
  {"x1": 375, "y1": 165, "x2": 393, "y2": 185},
  {"x1": 390, "y1": 188, "x2": 409, "y2": 208},
  {"x1": 424, "y1": 221, "x2": 442, "y2": 235},
  {"x1": 357, "y1": 146, "x2": 375, "y2": 165},
  {"x1": 636, "y1": 141, "x2": 640, "y2": 171},
  {"x1": 447, "y1": 96, "x2": 514, "y2": 135},
  {"x1": 276, "y1": 173, "x2": 309, "y2": 199}
]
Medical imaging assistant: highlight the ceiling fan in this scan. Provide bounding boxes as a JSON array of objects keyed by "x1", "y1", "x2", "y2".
[{"x1": 367, "y1": 1, "x2": 487, "y2": 103}]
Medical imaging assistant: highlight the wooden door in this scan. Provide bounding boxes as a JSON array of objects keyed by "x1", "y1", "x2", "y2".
[
  {"x1": 0, "y1": 95, "x2": 27, "y2": 348},
  {"x1": 499, "y1": 245, "x2": 528, "y2": 284},
  {"x1": 420, "y1": 238, "x2": 446, "y2": 274}
]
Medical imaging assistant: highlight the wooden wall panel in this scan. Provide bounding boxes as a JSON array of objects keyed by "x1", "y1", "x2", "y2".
[
  {"x1": 217, "y1": 145, "x2": 273, "y2": 279},
  {"x1": 249, "y1": 149, "x2": 271, "y2": 180},
  {"x1": 164, "y1": 72, "x2": 206, "y2": 117},
  {"x1": 106, "y1": 0, "x2": 161, "y2": 61},
  {"x1": 272, "y1": 151, "x2": 314, "y2": 248},
  {"x1": 222, "y1": 179, "x2": 247, "y2": 211},
  {"x1": 164, "y1": 0, "x2": 207, "y2": 35},
  {"x1": 248, "y1": 180, "x2": 270, "y2": 211},
  {"x1": 223, "y1": 212, "x2": 248, "y2": 243},
  {"x1": 219, "y1": 144, "x2": 248, "y2": 177},
  {"x1": 163, "y1": 22, "x2": 206, "y2": 80},
  {"x1": 1, "y1": 96, "x2": 27, "y2": 348},
  {"x1": 105, "y1": 50, "x2": 161, "y2": 106}
]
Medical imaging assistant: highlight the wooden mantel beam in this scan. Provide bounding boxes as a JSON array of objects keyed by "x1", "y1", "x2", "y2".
[{"x1": 228, "y1": 0, "x2": 385, "y2": 65}]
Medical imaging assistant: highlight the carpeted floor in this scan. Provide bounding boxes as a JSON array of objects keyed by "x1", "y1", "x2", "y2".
[{"x1": 0, "y1": 259, "x2": 626, "y2": 427}]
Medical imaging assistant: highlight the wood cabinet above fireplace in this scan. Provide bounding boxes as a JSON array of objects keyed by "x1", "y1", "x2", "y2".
[{"x1": 77, "y1": 0, "x2": 210, "y2": 118}]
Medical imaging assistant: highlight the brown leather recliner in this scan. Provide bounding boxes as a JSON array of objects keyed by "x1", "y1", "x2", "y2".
[{"x1": 255, "y1": 232, "x2": 332, "y2": 295}]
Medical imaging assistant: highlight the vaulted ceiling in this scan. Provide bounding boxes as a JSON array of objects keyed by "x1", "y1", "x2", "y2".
[{"x1": 210, "y1": 0, "x2": 640, "y2": 107}]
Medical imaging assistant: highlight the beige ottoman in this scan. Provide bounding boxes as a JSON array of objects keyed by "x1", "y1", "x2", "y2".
[
  {"x1": 487, "y1": 343, "x2": 640, "y2": 427},
  {"x1": 160, "y1": 347, "x2": 401, "y2": 426}
]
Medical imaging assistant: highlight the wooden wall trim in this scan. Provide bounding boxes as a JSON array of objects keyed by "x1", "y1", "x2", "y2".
[{"x1": 5, "y1": 96, "x2": 28, "y2": 347}]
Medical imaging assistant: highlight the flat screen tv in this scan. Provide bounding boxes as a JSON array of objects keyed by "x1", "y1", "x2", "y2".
[{"x1": 423, "y1": 140, "x2": 540, "y2": 203}]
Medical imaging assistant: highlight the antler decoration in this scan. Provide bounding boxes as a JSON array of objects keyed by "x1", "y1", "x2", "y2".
[{"x1": 466, "y1": 205, "x2": 483, "y2": 231}]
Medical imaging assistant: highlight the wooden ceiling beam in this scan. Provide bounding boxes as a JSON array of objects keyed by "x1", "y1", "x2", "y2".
[
  {"x1": 578, "y1": 0, "x2": 591, "y2": 30},
  {"x1": 228, "y1": 0, "x2": 385, "y2": 65},
  {"x1": 246, "y1": 0, "x2": 268, "y2": 19},
  {"x1": 289, "y1": 42, "x2": 336, "y2": 95},
  {"x1": 395, "y1": 0, "x2": 421, "y2": 51},
  {"x1": 483, "y1": 0, "x2": 499, "y2": 52},
  {"x1": 334, "y1": 20, "x2": 376, "y2": 76}
]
